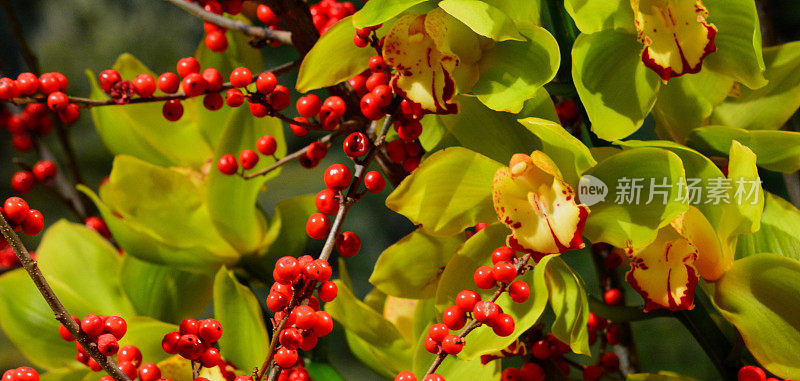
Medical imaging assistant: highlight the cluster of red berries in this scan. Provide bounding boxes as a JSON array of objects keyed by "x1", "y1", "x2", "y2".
[
  {"x1": 1, "y1": 367, "x2": 39, "y2": 381},
  {"x1": 384, "y1": 138, "x2": 423, "y2": 173},
  {"x1": 2, "y1": 197, "x2": 44, "y2": 236},
  {"x1": 738, "y1": 365, "x2": 785, "y2": 381},
  {"x1": 0, "y1": 72, "x2": 78, "y2": 124},
  {"x1": 0, "y1": 103, "x2": 55, "y2": 152},
  {"x1": 216, "y1": 134, "x2": 278, "y2": 175},
  {"x1": 0, "y1": 239, "x2": 35, "y2": 269},
  {"x1": 11, "y1": 159, "x2": 57, "y2": 194},
  {"x1": 162, "y1": 318, "x2": 224, "y2": 368},
  {"x1": 190, "y1": 0, "x2": 244, "y2": 52},
  {"x1": 226, "y1": 66, "x2": 292, "y2": 118},
  {"x1": 310, "y1": 0, "x2": 355, "y2": 34},
  {"x1": 57, "y1": 315, "x2": 133, "y2": 371},
  {"x1": 253, "y1": 5, "x2": 285, "y2": 48},
  {"x1": 265, "y1": 255, "x2": 335, "y2": 370}
]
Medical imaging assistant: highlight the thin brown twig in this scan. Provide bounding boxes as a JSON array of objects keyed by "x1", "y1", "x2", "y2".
[
  {"x1": 33, "y1": 138, "x2": 89, "y2": 220},
  {"x1": 0, "y1": 213, "x2": 131, "y2": 381},
  {"x1": 0, "y1": 0, "x2": 40, "y2": 75},
  {"x1": 163, "y1": 0, "x2": 292, "y2": 45}
]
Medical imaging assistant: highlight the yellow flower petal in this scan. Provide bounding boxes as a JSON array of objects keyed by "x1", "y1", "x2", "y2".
[
  {"x1": 673, "y1": 206, "x2": 726, "y2": 281},
  {"x1": 632, "y1": 0, "x2": 717, "y2": 81},
  {"x1": 626, "y1": 225, "x2": 699, "y2": 312},
  {"x1": 492, "y1": 152, "x2": 589, "y2": 258}
]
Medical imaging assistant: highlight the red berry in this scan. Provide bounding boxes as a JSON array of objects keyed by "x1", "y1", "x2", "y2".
[
  {"x1": 217, "y1": 154, "x2": 238, "y2": 175},
  {"x1": 306, "y1": 213, "x2": 331, "y2": 240},
  {"x1": 176, "y1": 57, "x2": 201, "y2": 77},
  {"x1": 385, "y1": 140, "x2": 407, "y2": 163},
  {"x1": 205, "y1": 31, "x2": 228, "y2": 52},
  {"x1": 291, "y1": 117, "x2": 310, "y2": 137},
  {"x1": 587, "y1": 312, "x2": 607, "y2": 330},
  {"x1": 21, "y1": 209, "x2": 43, "y2": 236},
  {"x1": 177, "y1": 334, "x2": 203, "y2": 360},
  {"x1": 366, "y1": 72, "x2": 388, "y2": 91},
  {"x1": 11, "y1": 171, "x2": 35, "y2": 194},
  {"x1": 257, "y1": 135, "x2": 277, "y2": 156},
  {"x1": 256, "y1": 72, "x2": 277, "y2": 94},
  {"x1": 491, "y1": 246, "x2": 516, "y2": 264},
  {"x1": 80, "y1": 314, "x2": 104, "y2": 337},
  {"x1": 473, "y1": 301, "x2": 500, "y2": 323},
  {"x1": 343, "y1": 132, "x2": 369, "y2": 158},
  {"x1": 441, "y1": 334, "x2": 464, "y2": 354},
  {"x1": 162, "y1": 99, "x2": 184, "y2": 121},
  {"x1": 371, "y1": 85, "x2": 393, "y2": 107},
  {"x1": 162, "y1": 331, "x2": 181, "y2": 354},
  {"x1": 198, "y1": 318, "x2": 223, "y2": 343},
  {"x1": 520, "y1": 363, "x2": 545, "y2": 381},
  {"x1": 336, "y1": 231, "x2": 360, "y2": 257},
  {"x1": 270, "y1": 85, "x2": 291, "y2": 110},
  {"x1": 291, "y1": 305, "x2": 317, "y2": 330},
  {"x1": 32, "y1": 160, "x2": 57, "y2": 182},
  {"x1": 3, "y1": 197, "x2": 29, "y2": 224},
  {"x1": 37, "y1": 73, "x2": 59, "y2": 94},
  {"x1": 47, "y1": 91, "x2": 68, "y2": 111},
  {"x1": 738, "y1": 366, "x2": 766, "y2": 381},
  {"x1": 318, "y1": 280, "x2": 338, "y2": 302},
  {"x1": 249, "y1": 100, "x2": 269, "y2": 117},
  {"x1": 133, "y1": 74, "x2": 156, "y2": 97},
  {"x1": 138, "y1": 363, "x2": 161, "y2": 381},
  {"x1": 201, "y1": 68, "x2": 224, "y2": 92},
  {"x1": 508, "y1": 280, "x2": 530, "y2": 303},
  {"x1": 98, "y1": 70, "x2": 121, "y2": 93},
  {"x1": 349, "y1": 75, "x2": 367, "y2": 97},
  {"x1": 606, "y1": 324, "x2": 621, "y2": 345},
  {"x1": 428, "y1": 323, "x2": 449, "y2": 342},
  {"x1": 423, "y1": 374, "x2": 444, "y2": 381},
  {"x1": 307, "y1": 142, "x2": 328, "y2": 161},
  {"x1": 275, "y1": 347, "x2": 298, "y2": 368},
  {"x1": 490, "y1": 313, "x2": 515, "y2": 336},
  {"x1": 315, "y1": 188, "x2": 339, "y2": 215},
  {"x1": 364, "y1": 171, "x2": 385, "y2": 193},
  {"x1": 605, "y1": 250, "x2": 624, "y2": 269},
  {"x1": 314, "y1": 259, "x2": 332, "y2": 281},
  {"x1": 454, "y1": 290, "x2": 480, "y2": 312},
  {"x1": 118, "y1": 345, "x2": 142, "y2": 366},
  {"x1": 299, "y1": 333, "x2": 318, "y2": 351},
  {"x1": 181, "y1": 73, "x2": 207, "y2": 97},
  {"x1": 442, "y1": 305, "x2": 466, "y2": 330},
  {"x1": 322, "y1": 96, "x2": 346, "y2": 116},
  {"x1": 226, "y1": 88, "x2": 245, "y2": 107},
  {"x1": 267, "y1": 292, "x2": 289, "y2": 311},
  {"x1": 97, "y1": 333, "x2": 119, "y2": 356},
  {"x1": 397, "y1": 119, "x2": 422, "y2": 142},
  {"x1": 158, "y1": 72, "x2": 181, "y2": 93},
  {"x1": 58, "y1": 103, "x2": 80, "y2": 123},
  {"x1": 199, "y1": 347, "x2": 222, "y2": 368},
  {"x1": 58, "y1": 316, "x2": 79, "y2": 341},
  {"x1": 492, "y1": 261, "x2": 517, "y2": 283},
  {"x1": 0, "y1": 78, "x2": 19, "y2": 99},
  {"x1": 604, "y1": 288, "x2": 623, "y2": 306},
  {"x1": 279, "y1": 327, "x2": 303, "y2": 350},
  {"x1": 104, "y1": 316, "x2": 127, "y2": 339},
  {"x1": 368, "y1": 55, "x2": 387, "y2": 72},
  {"x1": 353, "y1": 34, "x2": 369, "y2": 48},
  {"x1": 532, "y1": 340, "x2": 551, "y2": 360},
  {"x1": 256, "y1": 4, "x2": 280, "y2": 25},
  {"x1": 240, "y1": 149, "x2": 259, "y2": 170},
  {"x1": 203, "y1": 92, "x2": 224, "y2": 111},
  {"x1": 312, "y1": 310, "x2": 333, "y2": 337},
  {"x1": 583, "y1": 365, "x2": 603, "y2": 381},
  {"x1": 16, "y1": 73, "x2": 39, "y2": 95},
  {"x1": 53, "y1": 72, "x2": 68, "y2": 91},
  {"x1": 296, "y1": 94, "x2": 322, "y2": 118},
  {"x1": 600, "y1": 352, "x2": 620, "y2": 373},
  {"x1": 473, "y1": 266, "x2": 496, "y2": 289},
  {"x1": 324, "y1": 163, "x2": 352, "y2": 190},
  {"x1": 424, "y1": 336, "x2": 439, "y2": 354},
  {"x1": 500, "y1": 367, "x2": 521, "y2": 381},
  {"x1": 179, "y1": 319, "x2": 199, "y2": 336},
  {"x1": 395, "y1": 372, "x2": 417, "y2": 381},
  {"x1": 230, "y1": 67, "x2": 253, "y2": 88},
  {"x1": 360, "y1": 93, "x2": 384, "y2": 120},
  {"x1": 274, "y1": 256, "x2": 300, "y2": 284}
]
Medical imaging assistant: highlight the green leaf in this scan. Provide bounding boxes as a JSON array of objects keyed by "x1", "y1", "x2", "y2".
[
  {"x1": 88, "y1": 54, "x2": 213, "y2": 169},
  {"x1": 344, "y1": 331, "x2": 399, "y2": 379},
  {"x1": 471, "y1": 25, "x2": 559, "y2": 113},
  {"x1": 81, "y1": 155, "x2": 239, "y2": 273},
  {"x1": 385, "y1": 147, "x2": 501, "y2": 236},
  {"x1": 581, "y1": 147, "x2": 688, "y2": 248},
  {"x1": 438, "y1": 0, "x2": 522, "y2": 41},
  {"x1": 419, "y1": 114, "x2": 449, "y2": 151},
  {"x1": 703, "y1": 0, "x2": 767, "y2": 90},
  {"x1": 711, "y1": 41, "x2": 800, "y2": 131},
  {"x1": 243, "y1": 194, "x2": 316, "y2": 278},
  {"x1": 305, "y1": 362, "x2": 346, "y2": 381},
  {"x1": 120, "y1": 256, "x2": 213, "y2": 324},
  {"x1": 687, "y1": 126, "x2": 800, "y2": 173},
  {"x1": 122, "y1": 316, "x2": 178, "y2": 365},
  {"x1": 572, "y1": 30, "x2": 661, "y2": 141},
  {"x1": 40, "y1": 368, "x2": 91, "y2": 381},
  {"x1": 206, "y1": 106, "x2": 285, "y2": 253},
  {"x1": 736, "y1": 193, "x2": 800, "y2": 262},
  {"x1": 325, "y1": 281, "x2": 414, "y2": 375},
  {"x1": 297, "y1": 16, "x2": 376, "y2": 92},
  {"x1": 411, "y1": 323, "x2": 501, "y2": 379},
  {"x1": 714, "y1": 254, "x2": 800, "y2": 379},
  {"x1": 517, "y1": 86, "x2": 559, "y2": 123},
  {"x1": 564, "y1": 0, "x2": 634, "y2": 34},
  {"x1": 439, "y1": 97, "x2": 540, "y2": 163},
  {"x1": 352, "y1": 0, "x2": 430, "y2": 28},
  {"x1": 434, "y1": 224, "x2": 548, "y2": 360},
  {"x1": 518, "y1": 117, "x2": 596, "y2": 186},
  {"x1": 213, "y1": 267, "x2": 269, "y2": 371},
  {"x1": 488, "y1": 0, "x2": 541, "y2": 29},
  {"x1": 370, "y1": 228, "x2": 466, "y2": 299},
  {"x1": 652, "y1": 69, "x2": 734, "y2": 143},
  {"x1": 544, "y1": 256, "x2": 590, "y2": 355}
]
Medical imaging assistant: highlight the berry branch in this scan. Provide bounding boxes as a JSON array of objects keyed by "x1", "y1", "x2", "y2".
[
  {"x1": 0, "y1": 213, "x2": 131, "y2": 381},
  {"x1": 163, "y1": 0, "x2": 292, "y2": 45}
]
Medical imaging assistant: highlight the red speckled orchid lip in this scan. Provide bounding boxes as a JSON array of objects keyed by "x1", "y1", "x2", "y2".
[
  {"x1": 492, "y1": 152, "x2": 589, "y2": 258},
  {"x1": 632, "y1": 0, "x2": 717, "y2": 81}
]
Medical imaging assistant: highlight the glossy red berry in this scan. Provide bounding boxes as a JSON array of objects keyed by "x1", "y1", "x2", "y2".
[
  {"x1": 291, "y1": 117, "x2": 310, "y2": 137},
  {"x1": 395, "y1": 371, "x2": 417, "y2": 381},
  {"x1": 368, "y1": 55, "x2": 387, "y2": 73},
  {"x1": 161, "y1": 331, "x2": 180, "y2": 354},
  {"x1": 256, "y1": 135, "x2": 277, "y2": 156},
  {"x1": 104, "y1": 315, "x2": 127, "y2": 339},
  {"x1": 117, "y1": 345, "x2": 142, "y2": 368},
  {"x1": 256, "y1": 72, "x2": 277, "y2": 94},
  {"x1": 230, "y1": 67, "x2": 253, "y2": 88},
  {"x1": 267, "y1": 292, "x2": 289, "y2": 311},
  {"x1": 249, "y1": 100, "x2": 269, "y2": 117},
  {"x1": 428, "y1": 323, "x2": 449, "y2": 342},
  {"x1": 15, "y1": 72, "x2": 38, "y2": 95},
  {"x1": 454, "y1": 290, "x2": 480, "y2": 312},
  {"x1": 176, "y1": 57, "x2": 201, "y2": 77},
  {"x1": 32, "y1": 160, "x2": 57, "y2": 182},
  {"x1": 201, "y1": 68, "x2": 223, "y2": 92},
  {"x1": 22, "y1": 209, "x2": 44, "y2": 236},
  {"x1": 306, "y1": 213, "x2": 331, "y2": 240},
  {"x1": 738, "y1": 366, "x2": 766, "y2": 381},
  {"x1": 324, "y1": 163, "x2": 352, "y2": 190},
  {"x1": 365, "y1": 72, "x2": 388, "y2": 91},
  {"x1": 472, "y1": 301, "x2": 500, "y2": 323},
  {"x1": 275, "y1": 346, "x2": 298, "y2": 368},
  {"x1": 604, "y1": 288, "x2": 623, "y2": 306},
  {"x1": 605, "y1": 250, "x2": 624, "y2": 269},
  {"x1": 203, "y1": 92, "x2": 224, "y2": 111},
  {"x1": 58, "y1": 316, "x2": 79, "y2": 341},
  {"x1": 225, "y1": 88, "x2": 244, "y2": 107},
  {"x1": 179, "y1": 319, "x2": 199, "y2": 336},
  {"x1": 240, "y1": 149, "x2": 259, "y2": 170},
  {"x1": 0, "y1": 78, "x2": 19, "y2": 99},
  {"x1": 442, "y1": 305, "x2": 466, "y2": 330},
  {"x1": 291, "y1": 305, "x2": 317, "y2": 330},
  {"x1": 492, "y1": 261, "x2": 517, "y2": 283},
  {"x1": 500, "y1": 367, "x2": 521, "y2": 381},
  {"x1": 3, "y1": 197, "x2": 29, "y2": 224},
  {"x1": 80, "y1": 314, "x2": 104, "y2": 337},
  {"x1": 217, "y1": 154, "x2": 238, "y2": 175},
  {"x1": 424, "y1": 336, "x2": 439, "y2": 354},
  {"x1": 97, "y1": 333, "x2": 119, "y2": 356},
  {"x1": 162, "y1": 99, "x2": 184, "y2": 121},
  {"x1": 318, "y1": 280, "x2": 338, "y2": 302},
  {"x1": 360, "y1": 93, "x2": 383, "y2": 120},
  {"x1": 343, "y1": 132, "x2": 369, "y2": 158},
  {"x1": 58, "y1": 103, "x2": 80, "y2": 123},
  {"x1": 315, "y1": 188, "x2": 339, "y2": 215},
  {"x1": 268, "y1": 85, "x2": 290, "y2": 111},
  {"x1": 205, "y1": 31, "x2": 228, "y2": 52},
  {"x1": 198, "y1": 318, "x2": 223, "y2": 343},
  {"x1": 312, "y1": 310, "x2": 333, "y2": 337},
  {"x1": 199, "y1": 347, "x2": 222, "y2": 368},
  {"x1": 314, "y1": 259, "x2": 332, "y2": 281},
  {"x1": 520, "y1": 363, "x2": 545, "y2": 381},
  {"x1": 490, "y1": 313, "x2": 515, "y2": 336},
  {"x1": 296, "y1": 94, "x2": 322, "y2": 118},
  {"x1": 181, "y1": 73, "x2": 207, "y2": 97},
  {"x1": 583, "y1": 365, "x2": 603, "y2": 381},
  {"x1": 336, "y1": 231, "x2": 360, "y2": 257},
  {"x1": 441, "y1": 334, "x2": 464, "y2": 355},
  {"x1": 364, "y1": 171, "x2": 385, "y2": 193},
  {"x1": 371, "y1": 85, "x2": 393, "y2": 107},
  {"x1": 158, "y1": 72, "x2": 181, "y2": 93},
  {"x1": 177, "y1": 334, "x2": 203, "y2": 360},
  {"x1": 349, "y1": 75, "x2": 367, "y2": 97},
  {"x1": 508, "y1": 280, "x2": 530, "y2": 303},
  {"x1": 133, "y1": 74, "x2": 156, "y2": 97},
  {"x1": 423, "y1": 374, "x2": 444, "y2": 381},
  {"x1": 473, "y1": 266, "x2": 496, "y2": 289},
  {"x1": 587, "y1": 312, "x2": 607, "y2": 330},
  {"x1": 47, "y1": 91, "x2": 68, "y2": 111},
  {"x1": 397, "y1": 119, "x2": 422, "y2": 142},
  {"x1": 256, "y1": 4, "x2": 280, "y2": 25},
  {"x1": 532, "y1": 340, "x2": 550, "y2": 360},
  {"x1": 138, "y1": 363, "x2": 161, "y2": 381},
  {"x1": 385, "y1": 140, "x2": 407, "y2": 163},
  {"x1": 37, "y1": 73, "x2": 59, "y2": 94},
  {"x1": 274, "y1": 256, "x2": 300, "y2": 284},
  {"x1": 98, "y1": 70, "x2": 122, "y2": 93},
  {"x1": 11, "y1": 171, "x2": 35, "y2": 194},
  {"x1": 491, "y1": 246, "x2": 516, "y2": 264},
  {"x1": 279, "y1": 327, "x2": 303, "y2": 350}
]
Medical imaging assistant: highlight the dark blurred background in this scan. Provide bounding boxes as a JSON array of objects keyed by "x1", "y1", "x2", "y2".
[{"x1": 0, "y1": 0, "x2": 798, "y2": 379}]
